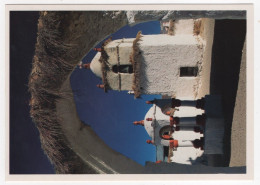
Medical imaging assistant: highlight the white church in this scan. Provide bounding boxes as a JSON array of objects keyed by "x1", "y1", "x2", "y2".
[
  {"x1": 81, "y1": 18, "x2": 224, "y2": 165},
  {"x1": 86, "y1": 19, "x2": 204, "y2": 99}
]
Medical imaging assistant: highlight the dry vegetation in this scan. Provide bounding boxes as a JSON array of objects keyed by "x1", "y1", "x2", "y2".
[
  {"x1": 167, "y1": 20, "x2": 175, "y2": 35},
  {"x1": 130, "y1": 31, "x2": 143, "y2": 98},
  {"x1": 99, "y1": 37, "x2": 112, "y2": 92},
  {"x1": 28, "y1": 12, "x2": 97, "y2": 174},
  {"x1": 28, "y1": 11, "x2": 128, "y2": 174},
  {"x1": 193, "y1": 19, "x2": 204, "y2": 36}
]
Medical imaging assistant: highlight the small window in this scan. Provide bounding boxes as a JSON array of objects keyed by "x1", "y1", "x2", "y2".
[
  {"x1": 180, "y1": 67, "x2": 198, "y2": 77},
  {"x1": 112, "y1": 65, "x2": 133, "y2": 74}
]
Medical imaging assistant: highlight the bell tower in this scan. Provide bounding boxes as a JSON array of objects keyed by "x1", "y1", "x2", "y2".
[{"x1": 88, "y1": 19, "x2": 205, "y2": 99}]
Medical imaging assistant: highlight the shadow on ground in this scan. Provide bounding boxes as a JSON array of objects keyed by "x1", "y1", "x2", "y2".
[{"x1": 208, "y1": 19, "x2": 246, "y2": 167}]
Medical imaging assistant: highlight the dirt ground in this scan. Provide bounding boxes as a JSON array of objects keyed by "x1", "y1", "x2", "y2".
[{"x1": 229, "y1": 41, "x2": 246, "y2": 167}]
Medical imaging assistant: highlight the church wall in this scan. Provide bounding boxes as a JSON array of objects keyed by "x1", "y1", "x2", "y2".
[
  {"x1": 171, "y1": 105, "x2": 204, "y2": 164},
  {"x1": 100, "y1": 21, "x2": 210, "y2": 97},
  {"x1": 118, "y1": 41, "x2": 134, "y2": 65},
  {"x1": 143, "y1": 105, "x2": 156, "y2": 138},
  {"x1": 105, "y1": 39, "x2": 134, "y2": 91},
  {"x1": 119, "y1": 73, "x2": 133, "y2": 90},
  {"x1": 139, "y1": 34, "x2": 204, "y2": 99},
  {"x1": 106, "y1": 72, "x2": 133, "y2": 90},
  {"x1": 89, "y1": 52, "x2": 103, "y2": 78},
  {"x1": 105, "y1": 46, "x2": 117, "y2": 65},
  {"x1": 144, "y1": 104, "x2": 204, "y2": 164},
  {"x1": 174, "y1": 19, "x2": 195, "y2": 35},
  {"x1": 105, "y1": 39, "x2": 134, "y2": 65},
  {"x1": 106, "y1": 73, "x2": 119, "y2": 90},
  {"x1": 196, "y1": 18, "x2": 215, "y2": 98},
  {"x1": 170, "y1": 147, "x2": 204, "y2": 165}
]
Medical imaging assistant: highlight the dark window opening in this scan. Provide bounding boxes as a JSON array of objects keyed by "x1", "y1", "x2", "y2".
[
  {"x1": 180, "y1": 67, "x2": 198, "y2": 77},
  {"x1": 159, "y1": 125, "x2": 174, "y2": 140},
  {"x1": 112, "y1": 65, "x2": 133, "y2": 74},
  {"x1": 163, "y1": 146, "x2": 169, "y2": 158}
]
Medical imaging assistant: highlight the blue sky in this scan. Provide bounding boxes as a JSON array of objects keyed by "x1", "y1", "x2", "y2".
[{"x1": 70, "y1": 21, "x2": 161, "y2": 165}]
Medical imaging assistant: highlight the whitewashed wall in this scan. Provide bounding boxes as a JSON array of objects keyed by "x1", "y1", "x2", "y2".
[
  {"x1": 139, "y1": 34, "x2": 204, "y2": 98},
  {"x1": 144, "y1": 105, "x2": 204, "y2": 164}
]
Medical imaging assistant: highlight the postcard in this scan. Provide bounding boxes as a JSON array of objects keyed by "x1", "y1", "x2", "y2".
[{"x1": 5, "y1": 3, "x2": 253, "y2": 182}]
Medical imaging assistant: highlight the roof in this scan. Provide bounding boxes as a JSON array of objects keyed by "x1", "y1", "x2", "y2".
[{"x1": 90, "y1": 52, "x2": 102, "y2": 78}]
